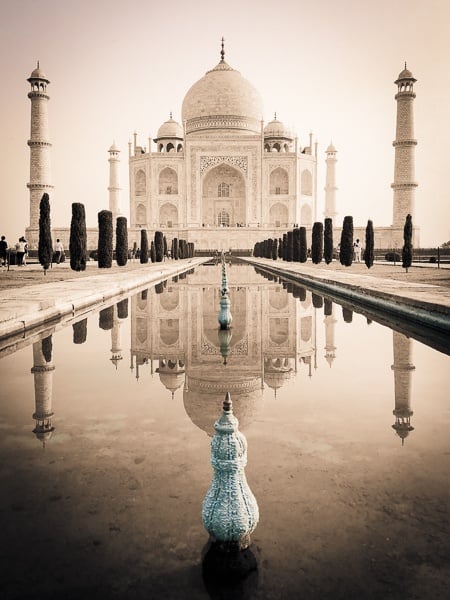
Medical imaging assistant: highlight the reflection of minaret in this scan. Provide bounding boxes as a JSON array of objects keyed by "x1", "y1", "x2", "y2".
[
  {"x1": 391, "y1": 331, "x2": 415, "y2": 445},
  {"x1": 110, "y1": 305, "x2": 123, "y2": 369},
  {"x1": 324, "y1": 142, "x2": 338, "y2": 220},
  {"x1": 31, "y1": 336, "x2": 55, "y2": 446},
  {"x1": 324, "y1": 303, "x2": 337, "y2": 367}
]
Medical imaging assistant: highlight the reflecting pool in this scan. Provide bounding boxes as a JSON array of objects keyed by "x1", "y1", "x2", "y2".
[{"x1": 0, "y1": 264, "x2": 449, "y2": 599}]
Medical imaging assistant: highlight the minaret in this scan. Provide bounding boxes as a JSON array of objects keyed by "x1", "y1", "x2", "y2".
[
  {"x1": 108, "y1": 142, "x2": 122, "y2": 220},
  {"x1": 324, "y1": 142, "x2": 338, "y2": 220},
  {"x1": 391, "y1": 64, "x2": 418, "y2": 242},
  {"x1": 391, "y1": 331, "x2": 415, "y2": 445},
  {"x1": 31, "y1": 336, "x2": 55, "y2": 447},
  {"x1": 26, "y1": 63, "x2": 53, "y2": 245},
  {"x1": 110, "y1": 305, "x2": 123, "y2": 369}
]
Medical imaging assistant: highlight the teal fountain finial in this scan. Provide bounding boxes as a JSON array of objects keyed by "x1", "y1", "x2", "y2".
[{"x1": 202, "y1": 392, "x2": 259, "y2": 550}]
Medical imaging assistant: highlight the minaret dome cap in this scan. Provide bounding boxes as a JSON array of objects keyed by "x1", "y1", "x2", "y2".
[
  {"x1": 326, "y1": 141, "x2": 337, "y2": 153},
  {"x1": 108, "y1": 142, "x2": 120, "y2": 152},
  {"x1": 395, "y1": 64, "x2": 417, "y2": 84},
  {"x1": 28, "y1": 65, "x2": 50, "y2": 83}
]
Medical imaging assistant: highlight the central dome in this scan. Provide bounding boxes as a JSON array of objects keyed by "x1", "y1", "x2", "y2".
[{"x1": 181, "y1": 59, "x2": 263, "y2": 135}]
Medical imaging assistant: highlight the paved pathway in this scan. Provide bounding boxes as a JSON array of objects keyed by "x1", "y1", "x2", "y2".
[
  {"x1": 0, "y1": 258, "x2": 207, "y2": 340},
  {"x1": 242, "y1": 258, "x2": 450, "y2": 336}
]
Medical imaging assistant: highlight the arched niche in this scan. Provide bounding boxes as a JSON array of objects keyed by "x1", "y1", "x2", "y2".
[
  {"x1": 135, "y1": 169, "x2": 146, "y2": 195},
  {"x1": 301, "y1": 169, "x2": 312, "y2": 196},
  {"x1": 202, "y1": 163, "x2": 246, "y2": 227},
  {"x1": 300, "y1": 316, "x2": 312, "y2": 342},
  {"x1": 269, "y1": 317, "x2": 289, "y2": 345},
  {"x1": 270, "y1": 167, "x2": 289, "y2": 195},
  {"x1": 136, "y1": 203, "x2": 147, "y2": 226},
  {"x1": 159, "y1": 203, "x2": 178, "y2": 228},
  {"x1": 300, "y1": 203, "x2": 312, "y2": 226},
  {"x1": 160, "y1": 318, "x2": 179, "y2": 346},
  {"x1": 159, "y1": 288, "x2": 179, "y2": 311},
  {"x1": 159, "y1": 167, "x2": 178, "y2": 195},
  {"x1": 269, "y1": 288, "x2": 288, "y2": 310},
  {"x1": 269, "y1": 202, "x2": 288, "y2": 227}
]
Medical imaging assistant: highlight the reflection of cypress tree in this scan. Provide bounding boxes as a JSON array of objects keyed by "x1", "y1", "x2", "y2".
[
  {"x1": 342, "y1": 306, "x2": 353, "y2": 323},
  {"x1": 179, "y1": 271, "x2": 186, "y2": 280},
  {"x1": 299, "y1": 227, "x2": 307, "y2": 262},
  {"x1": 141, "y1": 289, "x2": 148, "y2": 300},
  {"x1": 42, "y1": 335, "x2": 52, "y2": 362},
  {"x1": 312, "y1": 293, "x2": 323, "y2": 309},
  {"x1": 72, "y1": 319, "x2": 87, "y2": 344},
  {"x1": 172, "y1": 275, "x2": 178, "y2": 283},
  {"x1": 117, "y1": 299, "x2": 128, "y2": 319},
  {"x1": 324, "y1": 298, "x2": 333, "y2": 316},
  {"x1": 98, "y1": 210, "x2": 113, "y2": 268},
  {"x1": 99, "y1": 306, "x2": 114, "y2": 330},
  {"x1": 324, "y1": 218, "x2": 333, "y2": 264},
  {"x1": 366, "y1": 317, "x2": 372, "y2": 325},
  {"x1": 155, "y1": 282, "x2": 164, "y2": 294}
]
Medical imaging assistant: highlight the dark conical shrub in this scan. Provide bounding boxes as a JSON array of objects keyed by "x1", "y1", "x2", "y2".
[
  {"x1": 38, "y1": 193, "x2": 52, "y2": 272},
  {"x1": 70, "y1": 202, "x2": 87, "y2": 271},
  {"x1": 99, "y1": 306, "x2": 114, "y2": 330},
  {"x1": 324, "y1": 218, "x2": 333, "y2": 265},
  {"x1": 72, "y1": 319, "x2": 87, "y2": 344},
  {"x1": 115, "y1": 216, "x2": 128, "y2": 266},
  {"x1": 155, "y1": 231, "x2": 164, "y2": 262},
  {"x1": 365, "y1": 219, "x2": 374, "y2": 269},
  {"x1": 402, "y1": 214, "x2": 413, "y2": 273},
  {"x1": 150, "y1": 240, "x2": 156, "y2": 263},
  {"x1": 117, "y1": 298, "x2": 128, "y2": 319},
  {"x1": 278, "y1": 238, "x2": 283, "y2": 259},
  {"x1": 339, "y1": 216, "x2": 354, "y2": 267},
  {"x1": 311, "y1": 222, "x2": 324, "y2": 264},
  {"x1": 293, "y1": 228, "x2": 301, "y2": 261},
  {"x1": 98, "y1": 210, "x2": 113, "y2": 268},
  {"x1": 163, "y1": 235, "x2": 168, "y2": 259},
  {"x1": 299, "y1": 227, "x2": 307, "y2": 263},
  {"x1": 282, "y1": 234, "x2": 288, "y2": 260},
  {"x1": 140, "y1": 229, "x2": 149, "y2": 264},
  {"x1": 172, "y1": 237, "x2": 179, "y2": 260},
  {"x1": 286, "y1": 231, "x2": 294, "y2": 262}
]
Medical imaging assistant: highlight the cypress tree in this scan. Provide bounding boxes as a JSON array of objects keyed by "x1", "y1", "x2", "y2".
[
  {"x1": 365, "y1": 219, "x2": 375, "y2": 269},
  {"x1": 38, "y1": 193, "x2": 52, "y2": 273},
  {"x1": 267, "y1": 239, "x2": 273, "y2": 259},
  {"x1": 150, "y1": 240, "x2": 156, "y2": 262},
  {"x1": 115, "y1": 216, "x2": 128, "y2": 266},
  {"x1": 272, "y1": 238, "x2": 278, "y2": 260},
  {"x1": 140, "y1": 229, "x2": 149, "y2": 264},
  {"x1": 324, "y1": 218, "x2": 333, "y2": 265},
  {"x1": 286, "y1": 231, "x2": 294, "y2": 262},
  {"x1": 299, "y1": 227, "x2": 307, "y2": 263},
  {"x1": 278, "y1": 238, "x2": 283, "y2": 259},
  {"x1": 172, "y1": 237, "x2": 179, "y2": 260},
  {"x1": 69, "y1": 202, "x2": 87, "y2": 271},
  {"x1": 339, "y1": 216, "x2": 354, "y2": 267},
  {"x1": 189, "y1": 242, "x2": 194, "y2": 257},
  {"x1": 293, "y1": 228, "x2": 301, "y2": 261},
  {"x1": 282, "y1": 233, "x2": 288, "y2": 260},
  {"x1": 155, "y1": 230, "x2": 164, "y2": 262},
  {"x1": 98, "y1": 210, "x2": 113, "y2": 268},
  {"x1": 163, "y1": 235, "x2": 168, "y2": 259},
  {"x1": 311, "y1": 222, "x2": 324, "y2": 264},
  {"x1": 402, "y1": 214, "x2": 413, "y2": 273}
]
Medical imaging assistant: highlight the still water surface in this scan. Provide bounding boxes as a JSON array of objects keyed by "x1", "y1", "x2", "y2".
[{"x1": 0, "y1": 264, "x2": 449, "y2": 599}]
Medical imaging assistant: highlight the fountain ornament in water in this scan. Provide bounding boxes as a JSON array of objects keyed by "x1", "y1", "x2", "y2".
[
  {"x1": 218, "y1": 259, "x2": 232, "y2": 330},
  {"x1": 202, "y1": 392, "x2": 259, "y2": 580}
]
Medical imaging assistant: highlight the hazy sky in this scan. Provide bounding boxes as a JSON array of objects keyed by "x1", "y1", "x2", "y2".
[{"x1": 1, "y1": 0, "x2": 449, "y2": 246}]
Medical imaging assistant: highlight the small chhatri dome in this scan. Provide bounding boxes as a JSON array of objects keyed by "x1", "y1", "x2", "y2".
[
  {"x1": 181, "y1": 39, "x2": 263, "y2": 135},
  {"x1": 395, "y1": 62, "x2": 416, "y2": 83},
  {"x1": 264, "y1": 114, "x2": 292, "y2": 140},
  {"x1": 156, "y1": 114, "x2": 183, "y2": 139},
  {"x1": 28, "y1": 61, "x2": 50, "y2": 83}
]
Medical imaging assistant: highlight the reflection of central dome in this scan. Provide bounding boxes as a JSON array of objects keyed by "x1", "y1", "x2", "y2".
[{"x1": 181, "y1": 58, "x2": 263, "y2": 135}]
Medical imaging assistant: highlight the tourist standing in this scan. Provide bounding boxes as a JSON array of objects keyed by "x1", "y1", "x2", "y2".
[
  {"x1": 15, "y1": 237, "x2": 26, "y2": 266},
  {"x1": 0, "y1": 235, "x2": 7, "y2": 267},
  {"x1": 354, "y1": 238, "x2": 362, "y2": 263},
  {"x1": 54, "y1": 238, "x2": 64, "y2": 264}
]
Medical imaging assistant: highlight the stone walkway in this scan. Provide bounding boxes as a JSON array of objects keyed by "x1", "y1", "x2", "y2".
[
  {"x1": 0, "y1": 258, "x2": 206, "y2": 340},
  {"x1": 242, "y1": 258, "x2": 450, "y2": 337}
]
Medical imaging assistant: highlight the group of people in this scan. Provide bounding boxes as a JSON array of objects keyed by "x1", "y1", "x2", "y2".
[{"x1": 0, "y1": 236, "x2": 65, "y2": 267}]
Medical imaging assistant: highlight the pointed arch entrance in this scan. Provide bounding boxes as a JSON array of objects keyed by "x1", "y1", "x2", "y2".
[{"x1": 201, "y1": 163, "x2": 246, "y2": 227}]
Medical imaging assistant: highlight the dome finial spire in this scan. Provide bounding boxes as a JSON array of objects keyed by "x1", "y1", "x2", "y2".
[
  {"x1": 274, "y1": 112, "x2": 277, "y2": 120},
  {"x1": 170, "y1": 111, "x2": 172, "y2": 119},
  {"x1": 220, "y1": 36, "x2": 225, "y2": 62},
  {"x1": 405, "y1": 60, "x2": 407, "y2": 69},
  {"x1": 37, "y1": 60, "x2": 40, "y2": 69}
]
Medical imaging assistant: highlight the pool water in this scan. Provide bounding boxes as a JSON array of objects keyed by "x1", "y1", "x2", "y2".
[{"x1": 0, "y1": 264, "x2": 449, "y2": 599}]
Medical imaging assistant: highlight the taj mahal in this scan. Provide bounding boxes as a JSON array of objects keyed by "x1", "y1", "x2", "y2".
[{"x1": 25, "y1": 41, "x2": 418, "y2": 250}]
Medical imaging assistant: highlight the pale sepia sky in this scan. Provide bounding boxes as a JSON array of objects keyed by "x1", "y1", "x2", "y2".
[{"x1": 1, "y1": 0, "x2": 449, "y2": 246}]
